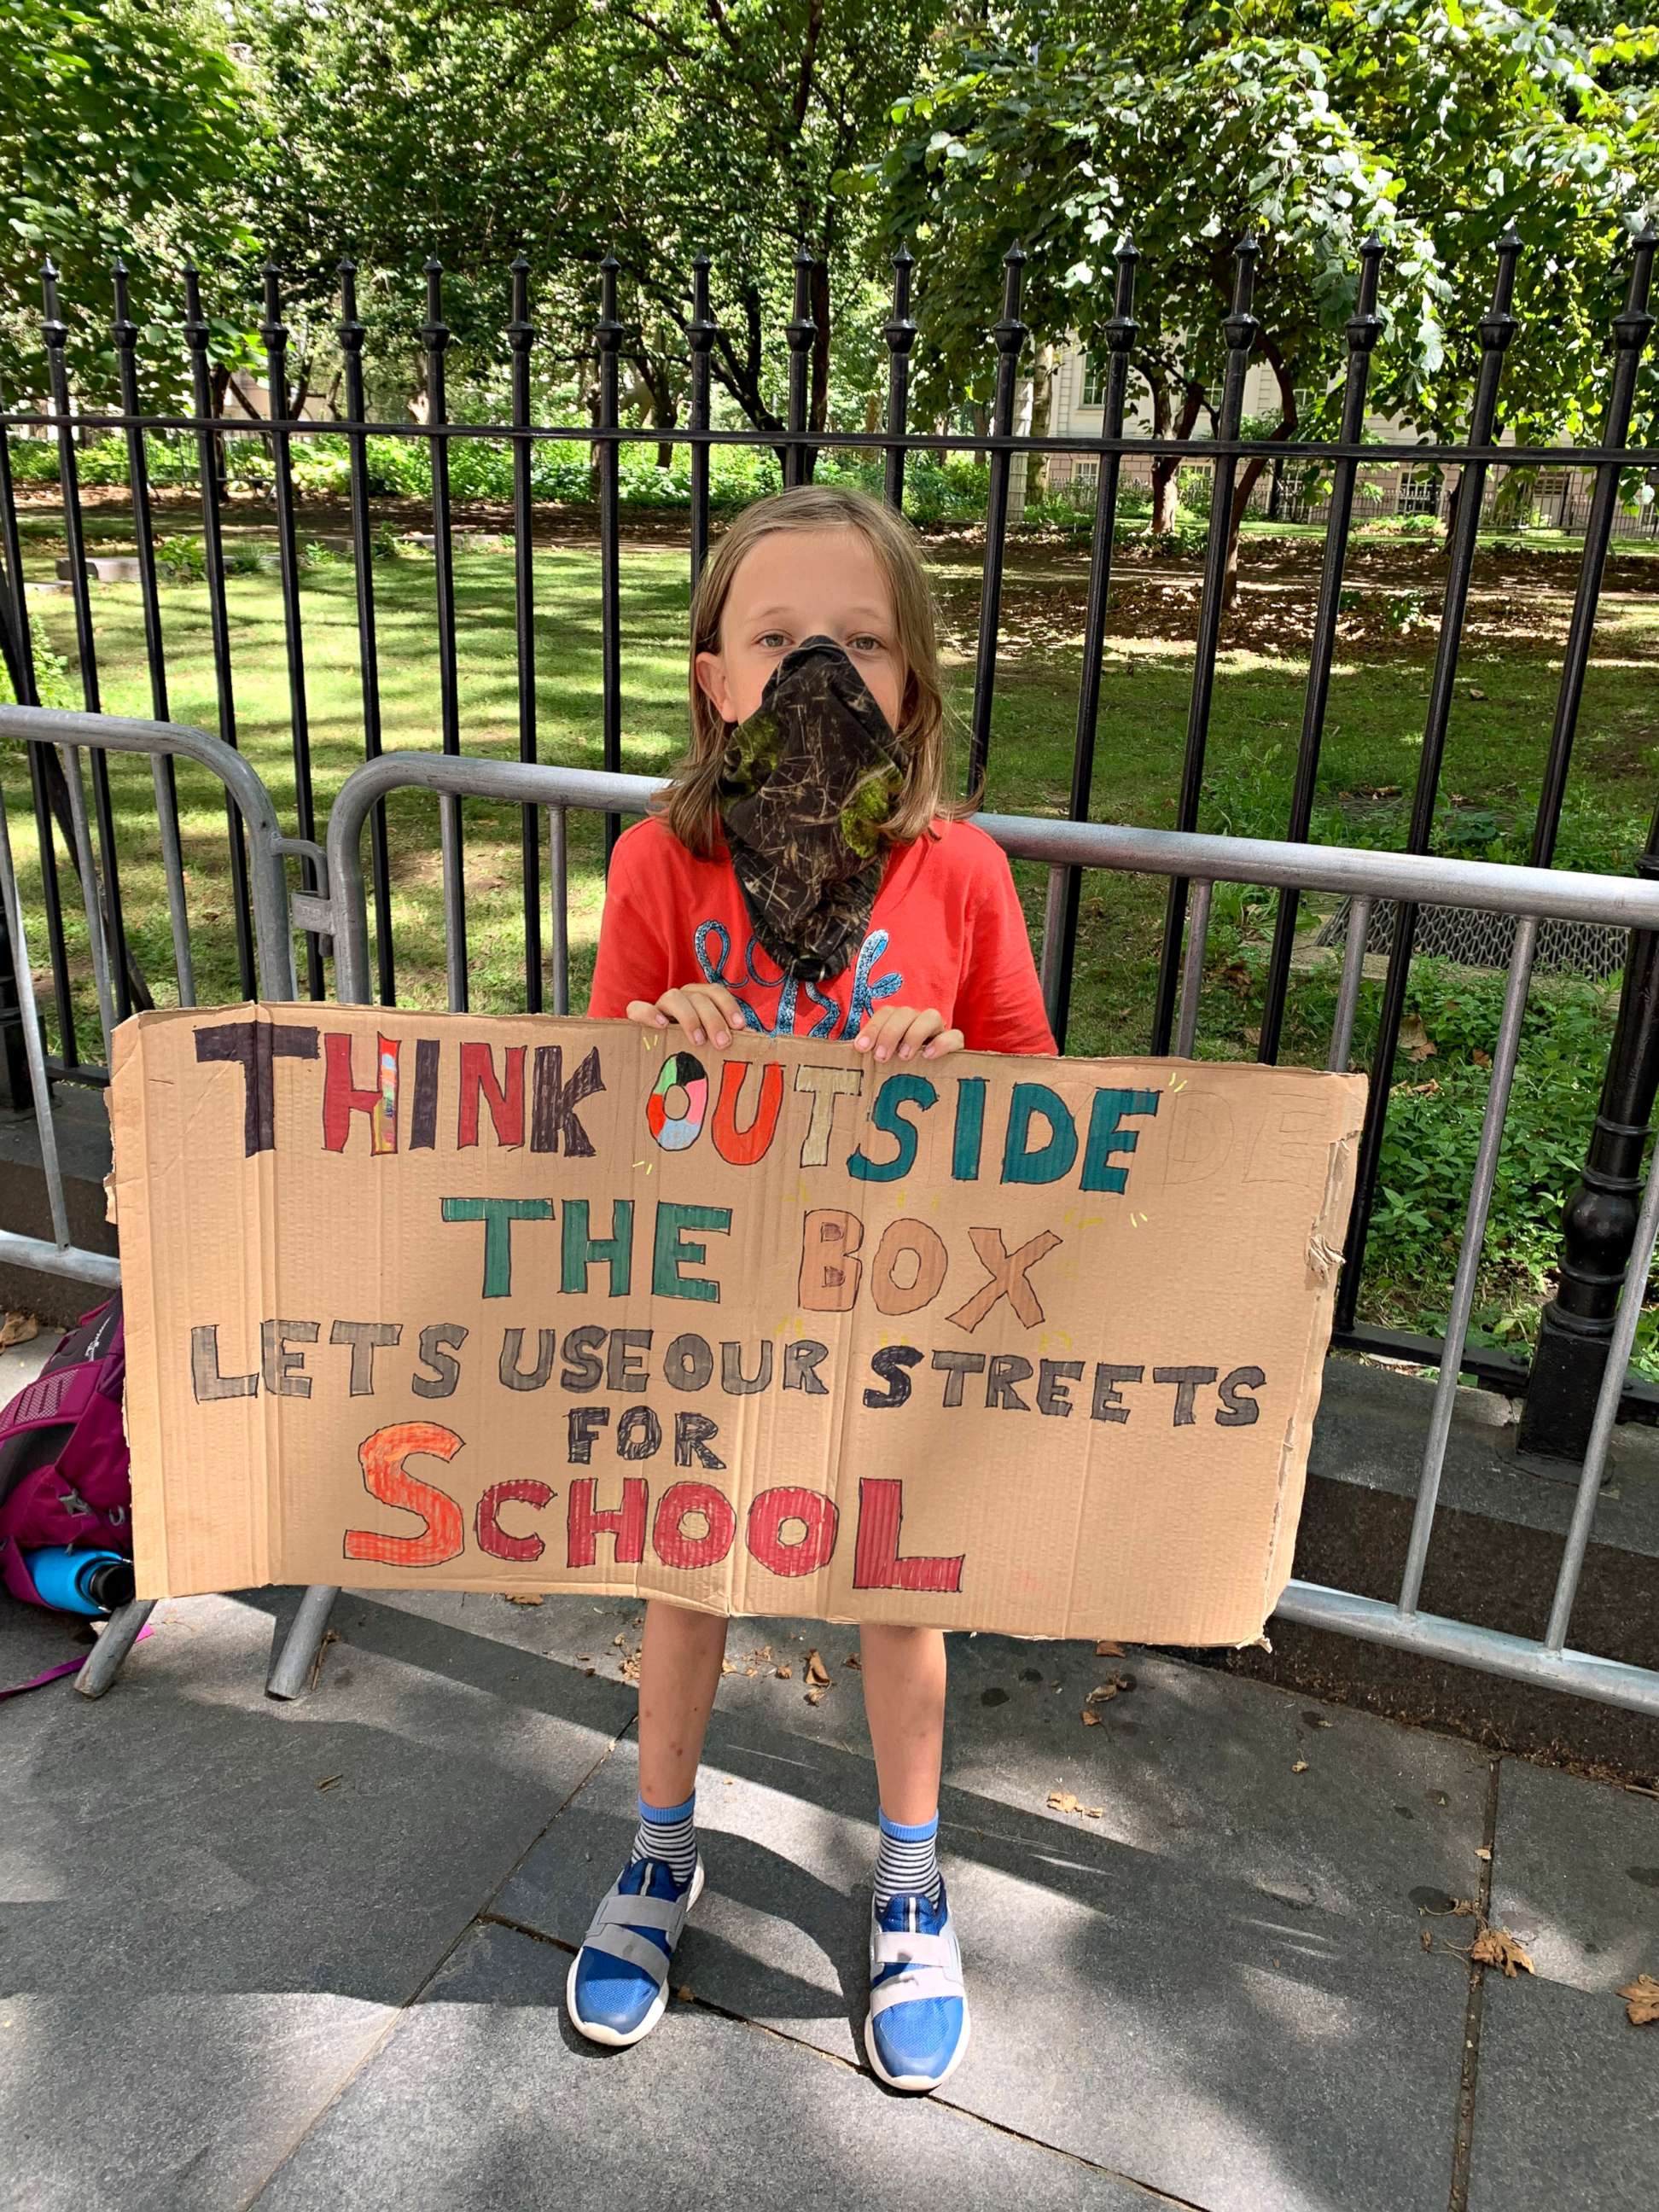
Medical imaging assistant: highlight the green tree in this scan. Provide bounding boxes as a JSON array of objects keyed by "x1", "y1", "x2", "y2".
[
  {"x1": 231, "y1": 0, "x2": 942, "y2": 440},
  {"x1": 874, "y1": 0, "x2": 1659, "y2": 586},
  {"x1": 0, "y1": 0, "x2": 257, "y2": 402}
]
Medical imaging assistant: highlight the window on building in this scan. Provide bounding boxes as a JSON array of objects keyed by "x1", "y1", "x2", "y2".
[{"x1": 1080, "y1": 353, "x2": 1107, "y2": 410}]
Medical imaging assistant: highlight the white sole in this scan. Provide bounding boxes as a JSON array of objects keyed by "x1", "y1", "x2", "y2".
[
  {"x1": 863, "y1": 1994, "x2": 972, "y2": 2093},
  {"x1": 565, "y1": 1858, "x2": 705, "y2": 2048}
]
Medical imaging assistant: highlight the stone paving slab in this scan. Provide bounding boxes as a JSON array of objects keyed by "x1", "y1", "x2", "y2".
[
  {"x1": 249, "y1": 1918, "x2": 1160, "y2": 2212},
  {"x1": 1467, "y1": 1757, "x2": 1659, "y2": 2212},
  {"x1": 498, "y1": 1621, "x2": 1488, "y2": 2212},
  {"x1": 0, "y1": 1587, "x2": 638, "y2": 2212}
]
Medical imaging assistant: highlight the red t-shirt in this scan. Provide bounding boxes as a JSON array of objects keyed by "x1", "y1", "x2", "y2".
[{"x1": 588, "y1": 814, "x2": 1057, "y2": 1056}]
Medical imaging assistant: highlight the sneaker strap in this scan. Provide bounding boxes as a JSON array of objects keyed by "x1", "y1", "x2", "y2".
[
  {"x1": 869, "y1": 1961, "x2": 963, "y2": 2016},
  {"x1": 871, "y1": 1925, "x2": 957, "y2": 1974},
  {"x1": 579, "y1": 1924, "x2": 675, "y2": 1983}
]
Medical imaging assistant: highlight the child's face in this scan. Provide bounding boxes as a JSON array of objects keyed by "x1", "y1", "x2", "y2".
[{"x1": 696, "y1": 527, "x2": 907, "y2": 735}]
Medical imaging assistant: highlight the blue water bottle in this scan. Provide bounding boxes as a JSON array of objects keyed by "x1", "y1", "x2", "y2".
[{"x1": 21, "y1": 1547, "x2": 136, "y2": 1618}]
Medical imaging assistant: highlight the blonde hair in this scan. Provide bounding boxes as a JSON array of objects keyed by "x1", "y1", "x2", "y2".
[{"x1": 660, "y1": 483, "x2": 958, "y2": 855}]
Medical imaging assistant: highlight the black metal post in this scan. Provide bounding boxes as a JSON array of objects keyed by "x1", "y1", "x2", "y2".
[
  {"x1": 596, "y1": 254, "x2": 623, "y2": 855},
  {"x1": 0, "y1": 892, "x2": 32, "y2": 1111},
  {"x1": 1257, "y1": 237, "x2": 1385, "y2": 1061},
  {"x1": 1336, "y1": 228, "x2": 1522, "y2": 1330},
  {"x1": 966, "y1": 243, "x2": 1027, "y2": 796},
  {"x1": 784, "y1": 246, "x2": 816, "y2": 490},
  {"x1": 687, "y1": 253, "x2": 716, "y2": 591},
  {"x1": 1520, "y1": 803, "x2": 1659, "y2": 1459},
  {"x1": 1045, "y1": 235, "x2": 1138, "y2": 1049},
  {"x1": 336, "y1": 259, "x2": 395, "y2": 1005},
  {"x1": 262, "y1": 262, "x2": 323, "y2": 999},
  {"x1": 183, "y1": 261, "x2": 257, "y2": 999},
  {"x1": 1520, "y1": 232, "x2": 1659, "y2": 1461},
  {"x1": 44, "y1": 257, "x2": 137, "y2": 1023},
  {"x1": 507, "y1": 251, "x2": 542, "y2": 1010},
  {"x1": 422, "y1": 257, "x2": 469, "y2": 1010},
  {"x1": 1151, "y1": 237, "x2": 1259, "y2": 1052},
  {"x1": 0, "y1": 364, "x2": 78, "y2": 1068},
  {"x1": 882, "y1": 246, "x2": 916, "y2": 514}
]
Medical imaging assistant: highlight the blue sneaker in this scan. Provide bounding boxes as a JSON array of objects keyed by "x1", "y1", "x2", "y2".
[
  {"x1": 864, "y1": 1879, "x2": 971, "y2": 2093},
  {"x1": 565, "y1": 1853, "x2": 704, "y2": 2047}
]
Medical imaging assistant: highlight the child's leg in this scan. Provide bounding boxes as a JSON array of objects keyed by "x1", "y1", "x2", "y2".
[
  {"x1": 637, "y1": 1595, "x2": 730, "y2": 1808},
  {"x1": 567, "y1": 1598, "x2": 727, "y2": 2046},
  {"x1": 858, "y1": 1622, "x2": 968, "y2": 2092},
  {"x1": 859, "y1": 1621, "x2": 946, "y2": 1822}
]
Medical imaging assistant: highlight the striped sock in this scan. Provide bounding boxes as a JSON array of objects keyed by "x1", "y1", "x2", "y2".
[
  {"x1": 873, "y1": 1806, "x2": 943, "y2": 1909},
  {"x1": 629, "y1": 1789, "x2": 698, "y2": 1889}
]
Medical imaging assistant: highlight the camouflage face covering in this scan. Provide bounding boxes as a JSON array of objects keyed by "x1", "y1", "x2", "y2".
[{"x1": 717, "y1": 635, "x2": 905, "y2": 982}]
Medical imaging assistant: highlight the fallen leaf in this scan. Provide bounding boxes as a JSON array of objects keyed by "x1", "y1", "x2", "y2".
[
  {"x1": 1081, "y1": 1708, "x2": 1101, "y2": 1726},
  {"x1": 752, "y1": 1644, "x2": 772, "y2": 1662},
  {"x1": 804, "y1": 1649, "x2": 832, "y2": 1687},
  {"x1": 506, "y1": 1592, "x2": 543, "y2": 1606},
  {"x1": 1475, "y1": 1847, "x2": 1492, "y2": 1862},
  {"x1": 844, "y1": 1654, "x2": 861, "y2": 1670},
  {"x1": 675, "y1": 1984, "x2": 694, "y2": 2004},
  {"x1": 1400, "y1": 1014, "x2": 1438, "y2": 1062},
  {"x1": 775, "y1": 1663, "x2": 793, "y2": 1679},
  {"x1": 1468, "y1": 685, "x2": 1488, "y2": 700},
  {"x1": 1049, "y1": 1790, "x2": 1080, "y2": 1813},
  {"x1": 316, "y1": 1774, "x2": 342, "y2": 1792},
  {"x1": 1472, "y1": 1049, "x2": 1493, "y2": 1068},
  {"x1": 613, "y1": 1633, "x2": 626, "y2": 1647},
  {"x1": 1095, "y1": 1639, "x2": 1125, "y2": 1657},
  {"x1": 1470, "y1": 1926, "x2": 1534, "y2": 1977},
  {"x1": 1086, "y1": 1679, "x2": 1122, "y2": 1704},
  {"x1": 1291, "y1": 1760, "x2": 1309, "y2": 1774},
  {"x1": 744, "y1": 1665, "x2": 759, "y2": 1678},
  {"x1": 805, "y1": 1687, "x2": 825, "y2": 1705},
  {"x1": 720, "y1": 1659, "x2": 736, "y2": 1674},
  {"x1": 1421, "y1": 1930, "x2": 1433, "y2": 1953},
  {"x1": 1616, "y1": 1973, "x2": 1659, "y2": 2025},
  {"x1": 0, "y1": 1312, "x2": 39, "y2": 1349}
]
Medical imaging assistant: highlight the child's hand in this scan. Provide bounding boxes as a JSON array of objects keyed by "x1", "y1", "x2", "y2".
[
  {"x1": 853, "y1": 1006, "x2": 964, "y2": 1063},
  {"x1": 626, "y1": 982, "x2": 745, "y2": 1049}
]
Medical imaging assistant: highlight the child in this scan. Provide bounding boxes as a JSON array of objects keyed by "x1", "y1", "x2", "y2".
[{"x1": 568, "y1": 484, "x2": 1055, "y2": 2093}]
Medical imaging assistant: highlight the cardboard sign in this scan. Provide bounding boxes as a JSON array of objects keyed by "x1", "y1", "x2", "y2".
[{"x1": 109, "y1": 1005, "x2": 1365, "y2": 1645}]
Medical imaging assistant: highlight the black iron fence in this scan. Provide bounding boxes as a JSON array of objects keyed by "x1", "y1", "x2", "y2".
[{"x1": 3, "y1": 231, "x2": 1658, "y2": 1453}]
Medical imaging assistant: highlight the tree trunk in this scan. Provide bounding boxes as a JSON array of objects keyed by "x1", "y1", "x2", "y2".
[
  {"x1": 208, "y1": 364, "x2": 234, "y2": 506},
  {"x1": 1027, "y1": 344, "x2": 1054, "y2": 503},
  {"x1": 1220, "y1": 341, "x2": 1297, "y2": 608},
  {"x1": 1150, "y1": 380, "x2": 1208, "y2": 536},
  {"x1": 808, "y1": 256, "x2": 831, "y2": 451}
]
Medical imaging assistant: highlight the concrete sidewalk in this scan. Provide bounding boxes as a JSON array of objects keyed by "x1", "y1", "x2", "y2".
[{"x1": 3, "y1": 1577, "x2": 1656, "y2": 2212}]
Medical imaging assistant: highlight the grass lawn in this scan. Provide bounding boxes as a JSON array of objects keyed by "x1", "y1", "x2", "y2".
[{"x1": 5, "y1": 498, "x2": 1659, "y2": 1363}]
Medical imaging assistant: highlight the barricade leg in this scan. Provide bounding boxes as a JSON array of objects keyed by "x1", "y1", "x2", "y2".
[
  {"x1": 76, "y1": 1598, "x2": 156, "y2": 1698},
  {"x1": 266, "y1": 1582, "x2": 341, "y2": 1700}
]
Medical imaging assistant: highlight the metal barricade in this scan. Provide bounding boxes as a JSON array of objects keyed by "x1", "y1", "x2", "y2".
[
  {"x1": 7, "y1": 717, "x2": 1659, "y2": 1720},
  {"x1": 263, "y1": 748, "x2": 1659, "y2": 1716},
  {"x1": 0, "y1": 702, "x2": 340, "y2": 1699}
]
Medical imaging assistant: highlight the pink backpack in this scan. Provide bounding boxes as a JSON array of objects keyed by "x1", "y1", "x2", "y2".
[{"x1": 0, "y1": 1297, "x2": 132, "y2": 1610}]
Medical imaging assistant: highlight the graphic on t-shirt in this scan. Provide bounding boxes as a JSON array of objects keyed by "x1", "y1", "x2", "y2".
[{"x1": 694, "y1": 920, "x2": 904, "y2": 1039}]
